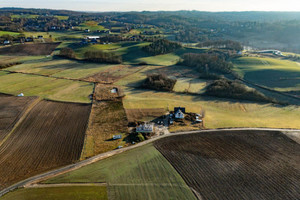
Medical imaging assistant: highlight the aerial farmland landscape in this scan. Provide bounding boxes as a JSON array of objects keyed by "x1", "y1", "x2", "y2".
[{"x1": 0, "y1": 0, "x2": 300, "y2": 199}]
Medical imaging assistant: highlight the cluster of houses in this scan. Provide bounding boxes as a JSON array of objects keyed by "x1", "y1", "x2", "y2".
[
  {"x1": 136, "y1": 107, "x2": 203, "y2": 134},
  {"x1": 1, "y1": 36, "x2": 43, "y2": 46}
]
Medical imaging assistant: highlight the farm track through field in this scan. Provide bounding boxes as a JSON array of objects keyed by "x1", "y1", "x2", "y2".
[
  {"x1": 0, "y1": 100, "x2": 91, "y2": 191},
  {"x1": 0, "y1": 128, "x2": 299, "y2": 197}
]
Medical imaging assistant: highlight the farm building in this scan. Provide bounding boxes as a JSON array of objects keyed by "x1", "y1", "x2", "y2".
[
  {"x1": 113, "y1": 135, "x2": 122, "y2": 140},
  {"x1": 3, "y1": 40, "x2": 10, "y2": 45},
  {"x1": 136, "y1": 123, "x2": 154, "y2": 133},
  {"x1": 174, "y1": 107, "x2": 185, "y2": 119}
]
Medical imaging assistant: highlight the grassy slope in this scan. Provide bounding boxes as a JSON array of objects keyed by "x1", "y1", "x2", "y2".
[
  {"x1": 6, "y1": 57, "x2": 115, "y2": 79},
  {"x1": 44, "y1": 144, "x2": 196, "y2": 200},
  {"x1": 233, "y1": 57, "x2": 300, "y2": 92},
  {"x1": 0, "y1": 73, "x2": 93, "y2": 103},
  {"x1": 1, "y1": 186, "x2": 107, "y2": 200},
  {"x1": 0, "y1": 31, "x2": 21, "y2": 36}
]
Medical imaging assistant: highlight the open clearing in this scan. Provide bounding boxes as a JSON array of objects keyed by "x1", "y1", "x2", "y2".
[
  {"x1": 233, "y1": 57, "x2": 300, "y2": 92},
  {"x1": 154, "y1": 130, "x2": 300, "y2": 200},
  {"x1": 0, "y1": 94, "x2": 37, "y2": 142},
  {"x1": 0, "y1": 186, "x2": 108, "y2": 200},
  {"x1": 0, "y1": 100, "x2": 90, "y2": 190},
  {"x1": 81, "y1": 101, "x2": 128, "y2": 159},
  {"x1": 0, "y1": 72, "x2": 93, "y2": 103},
  {"x1": 0, "y1": 43, "x2": 60, "y2": 56},
  {"x1": 44, "y1": 144, "x2": 197, "y2": 200}
]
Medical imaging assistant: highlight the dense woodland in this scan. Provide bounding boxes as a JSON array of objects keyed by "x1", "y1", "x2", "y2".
[
  {"x1": 205, "y1": 79, "x2": 275, "y2": 103},
  {"x1": 143, "y1": 39, "x2": 182, "y2": 55},
  {"x1": 84, "y1": 50, "x2": 122, "y2": 64},
  {"x1": 142, "y1": 74, "x2": 177, "y2": 91}
]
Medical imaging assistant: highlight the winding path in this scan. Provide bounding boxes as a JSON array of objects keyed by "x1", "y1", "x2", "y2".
[{"x1": 0, "y1": 128, "x2": 299, "y2": 197}]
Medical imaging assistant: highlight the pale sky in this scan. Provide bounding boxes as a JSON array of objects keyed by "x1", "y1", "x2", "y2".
[{"x1": 1, "y1": 0, "x2": 300, "y2": 12}]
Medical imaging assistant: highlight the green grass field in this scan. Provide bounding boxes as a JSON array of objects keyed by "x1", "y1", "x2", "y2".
[
  {"x1": 0, "y1": 72, "x2": 93, "y2": 103},
  {"x1": 121, "y1": 87, "x2": 300, "y2": 129},
  {"x1": 43, "y1": 144, "x2": 196, "y2": 200},
  {"x1": 1, "y1": 186, "x2": 108, "y2": 200},
  {"x1": 173, "y1": 78, "x2": 207, "y2": 94},
  {"x1": 233, "y1": 57, "x2": 300, "y2": 92},
  {"x1": 6, "y1": 57, "x2": 116, "y2": 79},
  {"x1": 0, "y1": 31, "x2": 21, "y2": 37},
  {"x1": 11, "y1": 14, "x2": 39, "y2": 19},
  {"x1": 76, "y1": 21, "x2": 106, "y2": 31}
]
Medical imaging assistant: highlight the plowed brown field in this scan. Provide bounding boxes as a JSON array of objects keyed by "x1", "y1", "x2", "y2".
[
  {"x1": 0, "y1": 94, "x2": 37, "y2": 142},
  {"x1": 0, "y1": 100, "x2": 91, "y2": 190},
  {"x1": 154, "y1": 130, "x2": 300, "y2": 200}
]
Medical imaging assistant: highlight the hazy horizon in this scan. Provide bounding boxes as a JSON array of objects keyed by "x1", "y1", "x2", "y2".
[{"x1": 1, "y1": 0, "x2": 300, "y2": 12}]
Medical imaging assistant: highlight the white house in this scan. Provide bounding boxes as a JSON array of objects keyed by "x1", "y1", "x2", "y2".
[
  {"x1": 3, "y1": 40, "x2": 10, "y2": 45},
  {"x1": 174, "y1": 107, "x2": 185, "y2": 119},
  {"x1": 113, "y1": 135, "x2": 122, "y2": 140},
  {"x1": 136, "y1": 123, "x2": 154, "y2": 133}
]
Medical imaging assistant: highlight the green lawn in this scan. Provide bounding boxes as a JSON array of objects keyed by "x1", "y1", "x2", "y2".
[
  {"x1": 54, "y1": 15, "x2": 69, "y2": 20},
  {"x1": 0, "y1": 31, "x2": 21, "y2": 37},
  {"x1": 11, "y1": 14, "x2": 39, "y2": 19},
  {"x1": 43, "y1": 144, "x2": 196, "y2": 200},
  {"x1": 0, "y1": 186, "x2": 107, "y2": 200},
  {"x1": 233, "y1": 57, "x2": 300, "y2": 92},
  {"x1": 6, "y1": 57, "x2": 116, "y2": 79},
  {"x1": 173, "y1": 78, "x2": 207, "y2": 94},
  {"x1": 0, "y1": 73, "x2": 93, "y2": 103},
  {"x1": 76, "y1": 21, "x2": 106, "y2": 31}
]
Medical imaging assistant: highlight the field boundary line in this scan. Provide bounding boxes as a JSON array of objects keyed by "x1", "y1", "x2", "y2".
[
  {"x1": 1, "y1": 128, "x2": 299, "y2": 197},
  {"x1": 26, "y1": 183, "x2": 107, "y2": 188},
  {"x1": 0, "y1": 97, "x2": 41, "y2": 148}
]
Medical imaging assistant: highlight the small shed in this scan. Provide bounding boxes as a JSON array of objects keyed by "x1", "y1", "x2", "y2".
[
  {"x1": 17, "y1": 93, "x2": 24, "y2": 97},
  {"x1": 113, "y1": 135, "x2": 122, "y2": 140}
]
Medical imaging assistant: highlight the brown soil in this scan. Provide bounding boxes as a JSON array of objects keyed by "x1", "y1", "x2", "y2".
[
  {"x1": 154, "y1": 130, "x2": 300, "y2": 200},
  {"x1": 0, "y1": 100, "x2": 91, "y2": 190},
  {"x1": 0, "y1": 95, "x2": 38, "y2": 142},
  {"x1": 125, "y1": 108, "x2": 166, "y2": 122},
  {"x1": 81, "y1": 100, "x2": 128, "y2": 159},
  {"x1": 93, "y1": 84, "x2": 125, "y2": 101},
  {"x1": 0, "y1": 43, "x2": 60, "y2": 56}
]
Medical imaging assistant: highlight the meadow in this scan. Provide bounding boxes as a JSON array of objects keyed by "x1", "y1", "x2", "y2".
[
  {"x1": 44, "y1": 144, "x2": 197, "y2": 200},
  {"x1": 233, "y1": 56, "x2": 300, "y2": 92},
  {"x1": 0, "y1": 72, "x2": 93, "y2": 103}
]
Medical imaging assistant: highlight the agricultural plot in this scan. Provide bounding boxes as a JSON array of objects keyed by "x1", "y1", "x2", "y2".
[
  {"x1": 0, "y1": 43, "x2": 60, "y2": 56},
  {"x1": 0, "y1": 100, "x2": 90, "y2": 190},
  {"x1": 0, "y1": 73, "x2": 93, "y2": 103},
  {"x1": 45, "y1": 144, "x2": 197, "y2": 200},
  {"x1": 1, "y1": 186, "x2": 107, "y2": 200},
  {"x1": 81, "y1": 101, "x2": 128, "y2": 159},
  {"x1": 173, "y1": 78, "x2": 207, "y2": 94},
  {"x1": 93, "y1": 84, "x2": 125, "y2": 101},
  {"x1": 84, "y1": 65, "x2": 146, "y2": 83},
  {"x1": 125, "y1": 108, "x2": 166, "y2": 122},
  {"x1": 0, "y1": 31, "x2": 21, "y2": 36},
  {"x1": 154, "y1": 130, "x2": 300, "y2": 200},
  {"x1": 6, "y1": 57, "x2": 115, "y2": 79},
  {"x1": 76, "y1": 21, "x2": 106, "y2": 31},
  {"x1": 122, "y1": 87, "x2": 300, "y2": 129},
  {"x1": 0, "y1": 94, "x2": 38, "y2": 142},
  {"x1": 233, "y1": 57, "x2": 300, "y2": 92}
]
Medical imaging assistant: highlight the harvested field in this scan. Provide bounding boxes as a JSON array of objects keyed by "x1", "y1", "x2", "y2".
[
  {"x1": 84, "y1": 65, "x2": 144, "y2": 83},
  {"x1": 125, "y1": 108, "x2": 166, "y2": 122},
  {"x1": 0, "y1": 100, "x2": 91, "y2": 190},
  {"x1": 0, "y1": 43, "x2": 60, "y2": 56},
  {"x1": 81, "y1": 101, "x2": 128, "y2": 159},
  {"x1": 0, "y1": 95, "x2": 38, "y2": 142},
  {"x1": 154, "y1": 130, "x2": 300, "y2": 200},
  {"x1": 94, "y1": 84, "x2": 125, "y2": 101}
]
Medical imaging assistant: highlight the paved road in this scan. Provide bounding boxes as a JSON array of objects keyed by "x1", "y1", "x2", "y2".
[{"x1": 0, "y1": 127, "x2": 299, "y2": 197}]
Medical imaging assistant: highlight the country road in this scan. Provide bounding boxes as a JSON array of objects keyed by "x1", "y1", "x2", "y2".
[{"x1": 0, "y1": 127, "x2": 299, "y2": 197}]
